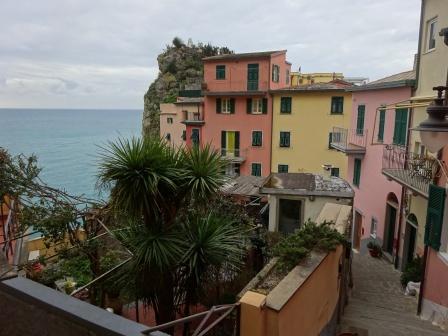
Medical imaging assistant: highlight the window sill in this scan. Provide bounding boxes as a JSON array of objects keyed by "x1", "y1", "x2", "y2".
[
  {"x1": 438, "y1": 251, "x2": 448, "y2": 266},
  {"x1": 279, "y1": 146, "x2": 291, "y2": 149},
  {"x1": 280, "y1": 112, "x2": 292, "y2": 115},
  {"x1": 330, "y1": 112, "x2": 344, "y2": 115},
  {"x1": 423, "y1": 48, "x2": 436, "y2": 55}
]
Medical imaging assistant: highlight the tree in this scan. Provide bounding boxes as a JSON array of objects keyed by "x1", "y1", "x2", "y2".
[{"x1": 97, "y1": 137, "x2": 246, "y2": 327}]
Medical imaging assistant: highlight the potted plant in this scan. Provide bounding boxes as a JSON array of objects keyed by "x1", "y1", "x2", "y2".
[{"x1": 367, "y1": 241, "x2": 382, "y2": 258}]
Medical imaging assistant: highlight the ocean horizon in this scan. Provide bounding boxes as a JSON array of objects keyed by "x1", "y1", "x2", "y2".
[{"x1": 0, "y1": 108, "x2": 143, "y2": 199}]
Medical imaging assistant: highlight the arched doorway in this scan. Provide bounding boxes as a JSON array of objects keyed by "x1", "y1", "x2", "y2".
[
  {"x1": 403, "y1": 214, "x2": 418, "y2": 269},
  {"x1": 383, "y1": 193, "x2": 399, "y2": 256}
]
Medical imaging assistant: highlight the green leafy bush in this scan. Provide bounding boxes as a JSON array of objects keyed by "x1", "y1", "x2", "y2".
[
  {"x1": 273, "y1": 221, "x2": 345, "y2": 272},
  {"x1": 401, "y1": 255, "x2": 423, "y2": 287}
]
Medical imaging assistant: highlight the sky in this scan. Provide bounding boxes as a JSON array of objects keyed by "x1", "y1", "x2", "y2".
[{"x1": 0, "y1": 0, "x2": 422, "y2": 109}]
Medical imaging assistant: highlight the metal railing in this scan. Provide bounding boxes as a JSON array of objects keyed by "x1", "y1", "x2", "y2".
[
  {"x1": 382, "y1": 144, "x2": 438, "y2": 197},
  {"x1": 183, "y1": 111, "x2": 203, "y2": 122},
  {"x1": 203, "y1": 80, "x2": 269, "y2": 92},
  {"x1": 330, "y1": 127, "x2": 367, "y2": 153},
  {"x1": 220, "y1": 148, "x2": 248, "y2": 159}
]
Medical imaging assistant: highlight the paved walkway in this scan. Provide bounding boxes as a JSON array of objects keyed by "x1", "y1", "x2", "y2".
[{"x1": 339, "y1": 252, "x2": 447, "y2": 336}]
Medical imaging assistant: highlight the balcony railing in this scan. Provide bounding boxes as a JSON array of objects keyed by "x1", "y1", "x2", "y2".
[
  {"x1": 382, "y1": 144, "x2": 438, "y2": 198},
  {"x1": 221, "y1": 148, "x2": 248, "y2": 162},
  {"x1": 202, "y1": 80, "x2": 269, "y2": 93},
  {"x1": 182, "y1": 111, "x2": 204, "y2": 125},
  {"x1": 330, "y1": 127, "x2": 367, "y2": 154}
]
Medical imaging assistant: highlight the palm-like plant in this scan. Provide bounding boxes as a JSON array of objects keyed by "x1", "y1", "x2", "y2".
[{"x1": 97, "y1": 137, "x2": 245, "y2": 327}]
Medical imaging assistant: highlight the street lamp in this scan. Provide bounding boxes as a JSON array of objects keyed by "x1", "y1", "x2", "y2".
[
  {"x1": 415, "y1": 86, "x2": 448, "y2": 153},
  {"x1": 413, "y1": 27, "x2": 448, "y2": 153}
]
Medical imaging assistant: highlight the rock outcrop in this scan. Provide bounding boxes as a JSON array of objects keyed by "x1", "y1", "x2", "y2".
[{"x1": 142, "y1": 38, "x2": 232, "y2": 137}]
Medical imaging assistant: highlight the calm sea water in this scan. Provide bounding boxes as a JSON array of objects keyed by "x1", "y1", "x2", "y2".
[{"x1": 0, "y1": 108, "x2": 142, "y2": 199}]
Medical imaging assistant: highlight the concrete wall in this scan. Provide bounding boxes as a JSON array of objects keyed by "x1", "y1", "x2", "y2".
[
  {"x1": 0, "y1": 276, "x2": 165, "y2": 336},
  {"x1": 347, "y1": 87, "x2": 412, "y2": 254},
  {"x1": 239, "y1": 247, "x2": 344, "y2": 336},
  {"x1": 267, "y1": 194, "x2": 352, "y2": 232},
  {"x1": 271, "y1": 91, "x2": 352, "y2": 178}
]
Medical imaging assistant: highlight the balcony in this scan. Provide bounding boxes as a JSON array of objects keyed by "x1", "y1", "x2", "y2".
[
  {"x1": 330, "y1": 127, "x2": 367, "y2": 155},
  {"x1": 382, "y1": 144, "x2": 438, "y2": 198},
  {"x1": 202, "y1": 80, "x2": 269, "y2": 95},
  {"x1": 182, "y1": 111, "x2": 204, "y2": 126},
  {"x1": 221, "y1": 148, "x2": 248, "y2": 163}
]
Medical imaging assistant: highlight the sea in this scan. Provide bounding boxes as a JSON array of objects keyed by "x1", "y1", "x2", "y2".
[{"x1": 0, "y1": 108, "x2": 143, "y2": 200}]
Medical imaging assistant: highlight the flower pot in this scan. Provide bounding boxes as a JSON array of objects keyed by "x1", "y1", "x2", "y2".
[{"x1": 368, "y1": 248, "x2": 380, "y2": 258}]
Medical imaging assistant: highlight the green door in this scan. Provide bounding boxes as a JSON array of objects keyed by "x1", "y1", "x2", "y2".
[{"x1": 247, "y1": 64, "x2": 259, "y2": 91}]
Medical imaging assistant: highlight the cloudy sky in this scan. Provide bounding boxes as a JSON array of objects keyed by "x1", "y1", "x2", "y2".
[{"x1": 0, "y1": 0, "x2": 421, "y2": 109}]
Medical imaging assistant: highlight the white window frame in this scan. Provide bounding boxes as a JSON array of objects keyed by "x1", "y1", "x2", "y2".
[
  {"x1": 221, "y1": 98, "x2": 231, "y2": 114},
  {"x1": 426, "y1": 17, "x2": 437, "y2": 52},
  {"x1": 252, "y1": 98, "x2": 263, "y2": 114},
  {"x1": 251, "y1": 130, "x2": 263, "y2": 147}
]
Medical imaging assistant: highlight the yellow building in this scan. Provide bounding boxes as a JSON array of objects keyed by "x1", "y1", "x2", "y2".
[
  {"x1": 270, "y1": 80, "x2": 353, "y2": 178},
  {"x1": 290, "y1": 72, "x2": 344, "y2": 87}
]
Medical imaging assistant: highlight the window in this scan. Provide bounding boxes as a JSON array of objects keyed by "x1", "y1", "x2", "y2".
[
  {"x1": 328, "y1": 132, "x2": 341, "y2": 149},
  {"x1": 331, "y1": 167, "x2": 340, "y2": 177},
  {"x1": 370, "y1": 217, "x2": 378, "y2": 237},
  {"x1": 221, "y1": 131, "x2": 240, "y2": 156},
  {"x1": 181, "y1": 130, "x2": 186, "y2": 141},
  {"x1": 331, "y1": 97, "x2": 344, "y2": 114},
  {"x1": 356, "y1": 105, "x2": 365, "y2": 135},
  {"x1": 393, "y1": 108, "x2": 408, "y2": 146},
  {"x1": 377, "y1": 108, "x2": 386, "y2": 142},
  {"x1": 353, "y1": 158, "x2": 362, "y2": 187},
  {"x1": 251, "y1": 163, "x2": 262, "y2": 177},
  {"x1": 247, "y1": 64, "x2": 259, "y2": 91},
  {"x1": 426, "y1": 18, "x2": 437, "y2": 51},
  {"x1": 280, "y1": 131, "x2": 291, "y2": 147},
  {"x1": 252, "y1": 131, "x2": 262, "y2": 147},
  {"x1": 167, "y1": 117, "x2": 173, "y2": 124},
  {"x1": 280, "y1": 97, "x2": 292, "y2": 114},
  {"x1": 191, "y1": 128, "x2": 200, "y2": 146},
  {"x1": 247, "y1": 98, "x2": 267, "y2": 114},
  {"x1": 272, "y1": 64, "x2": 280, "y2": 82},
  {"x1": 216, "y1": 98, "x2": 235, "y2": 114},
  {"x1": 425, "y1": 184, "x2": 446, "y2": 251},
  {"x1": 166, "y1": 133, "x2": 171, "y2": 141},
  {"x1": 286, "y1": 69, "x2": 290, "y2": 85},
  {"x1": 278, "y1": 164, "x2": 289, "y2": 173},
  {"x1": 216, "y1": 65, "x2": 226, "y2": 79}
]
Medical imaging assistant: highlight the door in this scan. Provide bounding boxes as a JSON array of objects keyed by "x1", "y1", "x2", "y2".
[
  {"x1": 247, "y1": 64, "x2": 259, "y2": 91},
  {"x1": 278, "y1": 199, "x2": 301, "y2": 234},
  {"x1": 384, "y1": 205, "x2": 397, "y2": 255},
  {"x1": 221, "y1": 131, "x2": 240, "y2": 157},
  {"x1": 353, "y1": 211, "x2": 362, "y2": 250},
  {"x1": 191, "y1": 128, "x2": 200, "y2": 146},
  {"x1": 406, "y1": 225, "x2": 417, "y2": 264}
]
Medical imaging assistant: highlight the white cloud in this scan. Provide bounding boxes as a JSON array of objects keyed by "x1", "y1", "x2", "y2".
[{"x1": 0, "y1": 0, "x2": 421, "y2": 108}]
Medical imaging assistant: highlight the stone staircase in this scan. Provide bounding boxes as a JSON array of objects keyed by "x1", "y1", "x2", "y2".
[{"x1": 339, "y1": 253, "x2": 447, "y2": 336}]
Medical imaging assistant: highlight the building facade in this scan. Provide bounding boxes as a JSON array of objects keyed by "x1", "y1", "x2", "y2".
[
  {"x1": 271, "y1": 80, "x2": 353, "y2": 178},
  {"x1": 336, "y1": 72, "x2": 415, "y2": 259},
  {"x1": 185, "y1": 51, "x2": 291, "y2": 177}
]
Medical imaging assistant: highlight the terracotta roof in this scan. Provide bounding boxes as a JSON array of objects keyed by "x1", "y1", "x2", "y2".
[
  {"x1": 271, "y1": 79, "x2": 353, "y2": 93},
  {"x1": 203, "y1": 50, "x2": 286, "y2": 61},
  {"x1": 348, "y1": 70, "x2": 415, "y2": 91}
]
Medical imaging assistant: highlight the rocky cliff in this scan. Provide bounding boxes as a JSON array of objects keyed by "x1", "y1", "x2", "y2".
[{"x1": 142, "y1": 38, "x2": 232, "y2": 137}]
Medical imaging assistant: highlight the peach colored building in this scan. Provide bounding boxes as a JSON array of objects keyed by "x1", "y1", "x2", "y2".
[
  {"x1": 186, "y1": 51, "x2": 291, "y2": 177},
  {"x1": 331, "y1": 72, "x2": 415, "y2": 263},
  {"x1": 160, "y1": 97, "x2": 203, "y2": 148}
]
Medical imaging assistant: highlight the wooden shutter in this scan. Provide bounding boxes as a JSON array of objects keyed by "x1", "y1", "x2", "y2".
[
  {"x1": 272, "y1": 64, "x2": 275, "y2": 81},
  {"x1": 356, "y1": 105, "x2": 365, "y2": 135},
  {"x1": 378, "y1": 109, "x2": 385, "y2": 141},
  {"x1": 353, "y1": 159, "x2": 361, "y2": 186},
  {"x1": 262, "y1": 98, "x2": 268, "y2": 114},
  {"x1": 425, "y1": 184, "x2": 446, "y2": 250},
  {"x1": 221, "y1": 131, "x2": 226, "y2": 154},
  {"x1": 230, "y1": 98, "x2": 235, "y2": 114},
  {"x1": 328, "y1": 133, "x2": 333, "y2": 149},
  {"x1": 246, "y1": 98, "x2": 252, "y2": 114},
  {"x1": 216, "y1": 98, "x2": 222, "y2": 113}
]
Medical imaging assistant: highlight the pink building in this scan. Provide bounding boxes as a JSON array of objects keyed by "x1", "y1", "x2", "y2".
[
  {"x1": 332, "y1": 71, "x2": 415, "y2": 261},
  {"x1": 185, "y1": 51, "x2": 291, "y2": 176}
]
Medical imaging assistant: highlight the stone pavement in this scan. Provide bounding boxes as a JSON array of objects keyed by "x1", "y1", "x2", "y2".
[{"x1": 339, "y1": 252, "x2": 447, "y2": 336}]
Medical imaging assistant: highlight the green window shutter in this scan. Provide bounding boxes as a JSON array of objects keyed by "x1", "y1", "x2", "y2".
[
  {"x1": 182, "y1": 130, "x2": 186, "y2": 141},
  {"x1": 221, "y1": 131, "x2": 226, "y2": 155},
  {"x1": 230, "y1": 98, "x2": 235, "y2": 114},
  {"x1": 216, "y1": 98, "x2": 222, "y2": 113},
  {"x1": 262, "y1": 98, "x2": 268, "y2": 114},
  {"x1": 252, "y1": 131, "x2": 262, "y2": 146},
  {"x1": 251, "y1": 163, "x2": 261, "y2": 176},
  {"x1": 353, "y1": 159, "x2": 361, "y2": 186},
  {"x1": 235, "y1": 132, "x2": 240, "y2": 154},
  {"x1": 280, "y1": 132, "x2": 290, "y2": 147},
  {"x1": 328, "y1": 133, "x2": 333, "y2": 149},
  {"x1": 246, "y1": 98, "x2": 252, "y2": 114},
  {"x1": 393, "y1": 109, "x2": 408, "y2": 146},
  {"x1": 331, "y1": 97, "x2": 344, "y2": 114},
  {"x1": 425, "y1": 184, "x2": 446, "y2": 250},
  {"x1": 378, "y1": 109, "x2": 385, "y2": 142},
  {"x1": 356, "y1": 105, "x2": 365, "y2": 135},
  {"x1": 331, "y1": 168, "x2": 340, "y2": 177},
  {"x1": 216, "y1": 65, "x2": 225, "y2": 79},
  {"x1": 272, "y1": 64, "x2": 275, "y2": 81},
  {"x1": 281, "y1": 97, "x2": 291, "y2": 113},
  {"x1": 278, "y1": 164, "x2": 288, "y2": 173}
]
